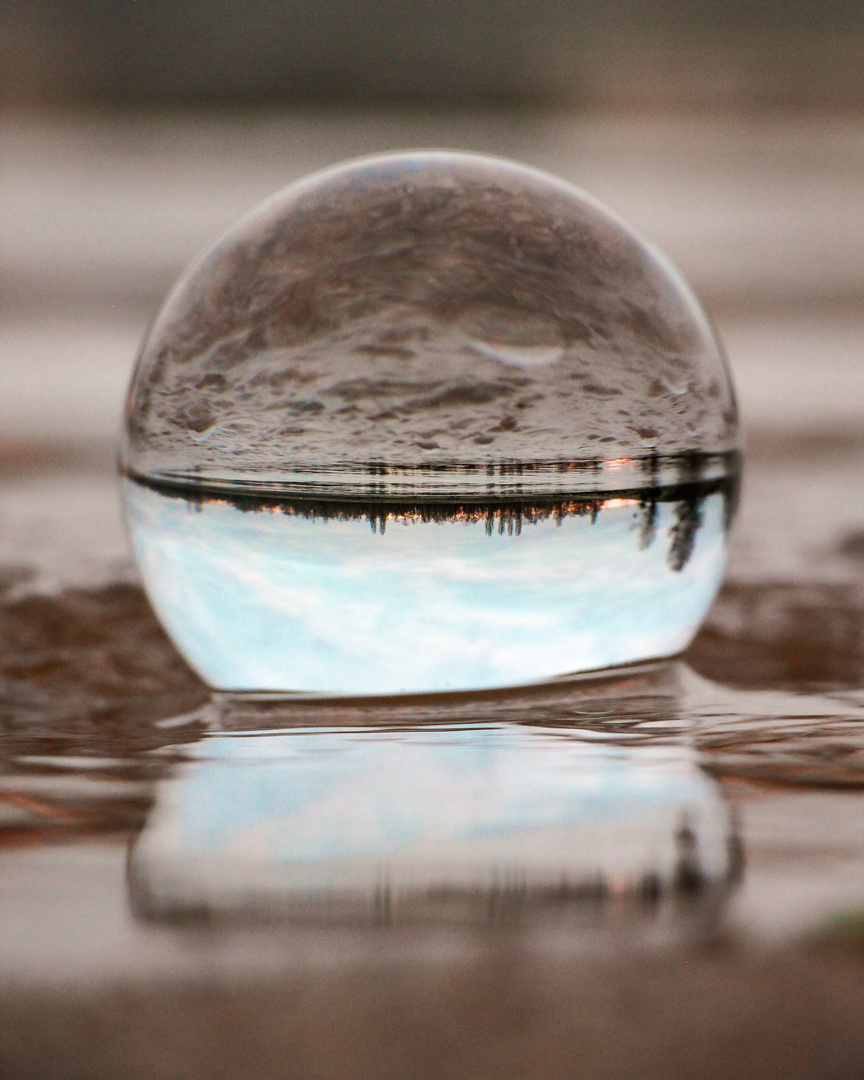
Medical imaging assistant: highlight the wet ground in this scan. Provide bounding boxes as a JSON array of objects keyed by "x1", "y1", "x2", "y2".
[{"x1": 1, "y1": 113, "x2": 863, "y2": 1078}]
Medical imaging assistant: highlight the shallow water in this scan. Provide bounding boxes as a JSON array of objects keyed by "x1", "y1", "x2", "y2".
[
  {"x1": 2, "y1": 451, "x2": 864, "y2": 1078},
  {"x1": 130, "y1": 708, "x2": 737, "y2": 924}
]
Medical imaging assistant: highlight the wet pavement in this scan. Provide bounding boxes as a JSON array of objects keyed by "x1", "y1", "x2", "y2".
[{"x1": 1, "y1": 113, "x2": 864, "y2": 1078}]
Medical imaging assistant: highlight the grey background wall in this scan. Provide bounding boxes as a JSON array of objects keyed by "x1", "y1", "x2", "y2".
[{"x1": 3, "y1": 0, "x2": 864, "y2": 109}]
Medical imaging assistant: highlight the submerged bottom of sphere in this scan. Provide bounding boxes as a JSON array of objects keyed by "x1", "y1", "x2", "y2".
[{"x1": 124, "y1": 476, "x2": 733, "y2": 695}]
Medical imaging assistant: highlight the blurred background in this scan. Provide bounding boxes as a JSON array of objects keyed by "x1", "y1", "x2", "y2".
[
  {"x1": 3, "y1": 0, "x2": 864, "y2": 109},
  {"x1": 3, "y1": 11, "x2": 864, "y2": 1063},
  {"x1": 1, "y1": 0, "x2": 863, "y2": 467}
]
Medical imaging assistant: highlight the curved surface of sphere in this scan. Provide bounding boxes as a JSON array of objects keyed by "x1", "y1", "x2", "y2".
[{"x1": 122, "y1": 152, "x2": 740, "y2": 694}]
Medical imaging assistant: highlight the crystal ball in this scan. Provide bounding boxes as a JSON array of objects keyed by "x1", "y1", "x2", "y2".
[{"x1": 122, "y1": 151, "x2": 740, "y2": 695}]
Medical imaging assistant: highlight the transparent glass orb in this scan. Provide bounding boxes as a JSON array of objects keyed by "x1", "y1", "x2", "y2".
[{"x1": 122, "y1": 151, "x2": 740, "y2": 695}]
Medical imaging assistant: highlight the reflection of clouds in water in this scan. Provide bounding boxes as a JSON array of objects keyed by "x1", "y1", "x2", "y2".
[
  {"x1": 130, "y1": 727, "x2": 735, "y2": 915},
  {"x1": 126, "y1": 481, "x2": 727, "y2": 693}
]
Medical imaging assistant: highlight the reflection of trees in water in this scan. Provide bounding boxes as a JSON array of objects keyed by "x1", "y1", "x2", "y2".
[{"x1": 673, "y1": 816, "x2": 704, "y2": 893}]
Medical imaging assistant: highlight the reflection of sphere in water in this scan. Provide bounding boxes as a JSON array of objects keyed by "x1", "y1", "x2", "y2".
[{"x1": 122, "y1": 152, "x2": 741, "y2": 694}]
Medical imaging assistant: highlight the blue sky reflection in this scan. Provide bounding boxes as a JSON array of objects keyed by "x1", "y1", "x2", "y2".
[{"x1": 130, "y1": 726, "x2": 734, "y2": 918}]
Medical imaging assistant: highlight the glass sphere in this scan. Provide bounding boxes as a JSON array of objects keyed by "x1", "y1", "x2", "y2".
[{"x1": 122, "y1": 151, "x2": 740, "y2": 695}]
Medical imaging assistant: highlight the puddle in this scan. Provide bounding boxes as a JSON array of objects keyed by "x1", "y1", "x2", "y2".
[
  {"x1": 1, "y1": 451, "x2": 864, "y2": 1063},
  {"x1": 129, "y1": 705, "x2": 738, "y2": 927}
]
